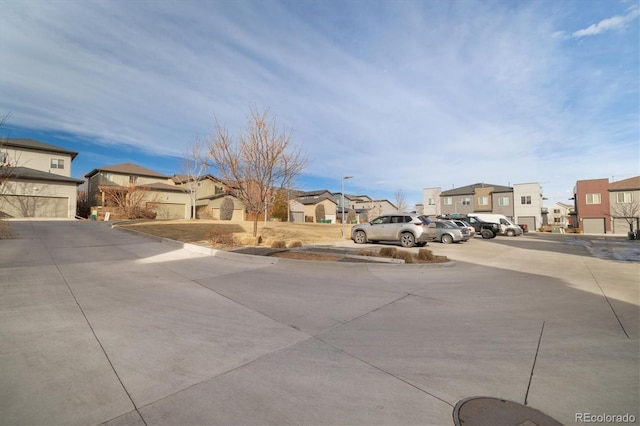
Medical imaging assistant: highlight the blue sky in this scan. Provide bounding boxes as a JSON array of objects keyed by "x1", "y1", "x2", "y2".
[{"x1": 1, "y1": 0, "x2": 638, "y2": 207}]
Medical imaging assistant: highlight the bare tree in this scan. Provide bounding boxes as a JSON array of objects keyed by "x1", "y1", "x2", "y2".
[
  {"x1": 179, "y1": 136, "x2": 209, "y2": 219},
  {"x1": 100, "y1": 184, "x2": 158, "y2": 219},
  {"x1": 207, "y1": 109, "x2": 307, "y2": 237},
  {"x1": 394, "y1": 189, "x2": 408, "y2": 213},
  {"x1": 611, "y1": 197, "x2": 640, "y2": 232}
]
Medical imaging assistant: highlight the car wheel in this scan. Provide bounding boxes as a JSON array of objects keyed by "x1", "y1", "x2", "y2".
[
  {"x1": 506, "y1": 229, "x2": 516, "y2": 237},
  {"x1": 353, "y1": 230, "x2": 367, "y2": 244},
  {"x1": 481, "y1": 230, "x2": 493, "y2": 239},
  {"x1": 441, "y1": 234, "x2": 453, "y2": 244},
  {"x1": 400, "y1": 232, "x2": 415, "y2": 248}
]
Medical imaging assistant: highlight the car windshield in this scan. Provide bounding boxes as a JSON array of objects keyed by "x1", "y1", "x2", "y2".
[{"x1": 419, "y1": 215, "x2": 433, "y2": 224}]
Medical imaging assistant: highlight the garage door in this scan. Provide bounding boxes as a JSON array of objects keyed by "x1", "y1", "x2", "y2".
[
  {"x1": 518, "y1": 216, "x2": 536, "y2": 231},
  {"x1": 582, "y1": 218, "x2": 605, "y2": 234},
  {"x1": 0, "y1": 195, "x2": 68, "y2": 218},
  {"x1": 149, "y1": 203, "x2": 186, "y2": 220},
  {"x1": 613, "y1": 218, "x2": 637, "y2": 234}
]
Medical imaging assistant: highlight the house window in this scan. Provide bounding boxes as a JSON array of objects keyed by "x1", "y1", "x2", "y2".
[
  {"x1": 553, "y1": 209, "x2": 560, "y2": 213},
  {"x1": 616, "y1": 192, "x2": 632, "y2": 203},
  {"x1": 521, "y1": 196, "x2": 531, "y2": 205},
  {"x1": 462, "y1": 197, "x2": 471, "y2": 206},
  {"x1": 427, "y1": 197, "x2": 435, "y2": 206},
  {"x1": 443, "y1": 197, "x2": 453, "y2": 206},
  {"x1": 478, "y1": 196, "x2": 489, "y2": 206},
  {"x1": 0, "y1": 152, "x2": 7, "y2": 165},
  {"x1": 498, "y1": 196, "x2": 510, "y2": 206},
  {"x1": 129, "y1": 175, "x2": 138, "y2": 185},
  {"x1": 586, "y1": 193, "x2": 601, "y2": 204},
  {"x1": 50, "y1": 158, "x2": 64, "y2": 169}
]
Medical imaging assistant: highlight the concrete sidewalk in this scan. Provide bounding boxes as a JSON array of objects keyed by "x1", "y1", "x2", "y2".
[{"x1": 1, "y1": 221, "x2": 638, "y2": 425}]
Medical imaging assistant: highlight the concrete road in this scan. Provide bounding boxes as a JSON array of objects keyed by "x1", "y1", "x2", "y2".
[{"x1": 1, "y1": 221, "x2": 638, "y2": 425}]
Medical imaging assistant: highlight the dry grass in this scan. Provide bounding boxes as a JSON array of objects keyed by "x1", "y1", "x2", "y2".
[{"x1": 118, "y1": 219, "x2": 351, "y2": 247}]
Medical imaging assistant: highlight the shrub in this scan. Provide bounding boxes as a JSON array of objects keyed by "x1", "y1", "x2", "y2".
[
  {"x1": 315, "y1": 204, "x2": 326, "y2": 223},
  {"x1": 346, "y1": 208, "x2": 356, "y2": 224},
  {"x1": 220, "y1": 197, "x2": 234, "y2": 220},
  {"x1": 417, "y1": 248, "x2": 434, "y2": 261},
  {"x1": 197, "y1": 206, "x2": 213, "y2": 220},
  {"x1": 394, "y1": 250, "x2": 415, "y2": 264},
  {"x1": 271, "y1": 240, "x2": 286, "y2": 249},
  {"x1": 206, "y1": 226, "x2": 236, "y2": 247},
  {"x1": 287, "y1": 240, "x2": 302, "y2": 248},
  {"x1": 378, "y1": 247, "x2": 397, "y2": 257}
]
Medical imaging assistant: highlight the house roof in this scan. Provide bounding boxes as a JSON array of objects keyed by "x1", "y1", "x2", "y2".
[
  {"x1": 297, "y1": 194, "x2": 337, "y2": 205},
  {"x1": 440, "y1": 182, "x2": 513, "y2": 196},
  {"x1": 609, "y1": 176, "x2": 640, "y2": 191},
  {"x1": 299, "y1": 189, "x2": 334, "y2": 197},
  {"x1": 85, "y1": 162, "x2": 168, "y2": 179},
  {"x1": 137, "y1": 182, "x2": 184, "y2": 192},
  {"x1": 2, "y1": 138, "x2": 79, "y2": 160},
  {"x1": 3, "y1": 166, "x2": 84, "y2": 184},
  {"x1": 171, "y1": 174, "x2": 226, "y2": 185}
]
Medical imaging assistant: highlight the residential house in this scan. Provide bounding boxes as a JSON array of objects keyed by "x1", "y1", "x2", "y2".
[
  {"x1": 573, "y1": 178, "x2": 612, "y2": 233},
  {"x1": 440, "y1": 183, "x2": 514, "y2": 217},
  {"x1": 608, "y1": 176, "x2": 640, "y2": 234},
  {"x1": 512, "y1": 183, "x2": 545, "y2": 231},
  {"x1": 0, "y1": 138, "x2": 83, "y2": 218},
  {"x1": 85, "y1": 162, "x2": 191, "y2": 220},
  {"x1": 294, "y1": 190, "x2": 337, "y2": 223},
  {"x1": 550, "y1": 202, "x2": 574, "y2": 227},
  {"x1": 171, "y1": 174, "x2": 245, "y2": 221},
  {"x1": 422, "y1": 187, "x2": 441, "y2": 217}
]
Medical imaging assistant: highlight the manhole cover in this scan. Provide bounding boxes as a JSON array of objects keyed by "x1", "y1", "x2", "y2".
[{"x1": 454, "y1": 397, "x2": 563, "y2": 426}]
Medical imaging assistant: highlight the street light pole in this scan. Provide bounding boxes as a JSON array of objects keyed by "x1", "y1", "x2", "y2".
[{"x1": 341, "y1": 175, "x2": 353, "y2": 238}]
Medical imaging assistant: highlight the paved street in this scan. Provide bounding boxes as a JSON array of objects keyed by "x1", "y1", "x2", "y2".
[{"x1": 1, "y1": 221, "x2": 638, "y2": 425}]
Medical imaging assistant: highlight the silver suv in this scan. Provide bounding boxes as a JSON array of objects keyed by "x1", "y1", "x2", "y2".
[{"x1": 351, "y1": 213, "x2": 436, "y2": 248}]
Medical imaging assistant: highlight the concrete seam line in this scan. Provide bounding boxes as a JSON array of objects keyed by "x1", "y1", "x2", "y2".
[
  {"x1": 524, "y1": 320, "x2": 545, "y2": 406},
  {"x1": 314, "y1": 334, "x2": 454, "y2": 409},
  {"x1": 584, "y1": 261, "x2": 630, "y2": 339},
  {"x1": 45, "y1": 250, "x2": 148, "y2": 426}
]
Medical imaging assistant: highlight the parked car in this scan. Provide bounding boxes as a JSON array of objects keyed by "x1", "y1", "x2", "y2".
[
  {"x1": 431, "y1": 220, "x2": 470, "y2": 243},
  {"x1": 451, "y1": 219, "x2": 475, "y2": 237},
  {"x1": 467, "y1": 213, "x2": 523, "y2": 237},
  {"x1": 351, "y1": 213, "x2": 436, "y2": 248}
]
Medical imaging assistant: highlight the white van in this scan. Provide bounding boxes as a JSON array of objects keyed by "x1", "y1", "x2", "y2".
[{"x1": 467, "y1": 213, "x2": 523, "y2": 236}]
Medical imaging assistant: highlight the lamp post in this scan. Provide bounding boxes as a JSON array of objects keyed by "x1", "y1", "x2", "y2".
[{"x1": 341, "y1": 175, "x2": 353, "y2": 238}]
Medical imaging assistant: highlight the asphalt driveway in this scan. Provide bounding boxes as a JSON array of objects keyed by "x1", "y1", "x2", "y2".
[{"x1": 1, "y1": 221, "x2": 638, "y2": 425}]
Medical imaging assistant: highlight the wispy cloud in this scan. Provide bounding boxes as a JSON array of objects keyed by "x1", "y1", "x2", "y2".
[
  {"x1": 0, "y1": 0, "x2": 637, "y2": 205},
  {"x1": 571, "y1": 7, "x2": 640, "y2": 37}
]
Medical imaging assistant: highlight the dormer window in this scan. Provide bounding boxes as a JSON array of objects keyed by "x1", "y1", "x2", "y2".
[{"x1": 50, "y1": 158, "x2": 65, "y2": 169}]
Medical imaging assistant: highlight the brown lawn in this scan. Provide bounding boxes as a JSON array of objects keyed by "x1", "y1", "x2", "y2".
[{"x1": 117, "y1": 219, "x2": 352, "y2": 247}]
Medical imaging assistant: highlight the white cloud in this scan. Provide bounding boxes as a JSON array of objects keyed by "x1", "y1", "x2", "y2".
[
  {"x1": 0, "y1": 0, "x2": 637, "y2": 207},
  {"x1": 571, "y1": 7, "x2": 640, "y2": 37}
]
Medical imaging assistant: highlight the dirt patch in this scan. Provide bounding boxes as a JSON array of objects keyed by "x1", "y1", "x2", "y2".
[
  {"x1": 0, "y1": 221, "x2": 13, "y2": 239},
  {"x1": 268, "y1": 251, "x2": 343, "y2": 261}
]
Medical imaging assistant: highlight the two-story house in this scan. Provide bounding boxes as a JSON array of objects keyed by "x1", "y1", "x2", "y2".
[
  {"x1": 171, "y1": 174, "x2": 245, "y2": 221},
  {"x1": 0, "y1": 138, "x2": 83, "y2": 218},
  {"x1": 85, "y1": 162, "x2": 191, "y2": 220},
  {"x1": 573, "y1": 178, "x2": 611, "y2": 233},
  {"x1": 439, "y1": 183, "x2": 514, "y2": 217},
  {"x1": 608, "y1": 176, "x2": 640, "y2": 234}
]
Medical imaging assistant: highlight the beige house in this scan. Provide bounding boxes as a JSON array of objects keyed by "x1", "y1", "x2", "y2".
[
  {"x1": 172, "y1": 174, "x2": 245, "y2": 221},
  {"x1": 609, "y1": 176, "x2": 640, "y2": 234},
  {"x1": 0, "y1": 138, "x2": 83, "y2": 218},
  {"x1": 85, "y1": 163, "x2": 191, "y2": 219},
  {"x1": 295, "y1": 190, "x2": 337, "y2": 223}
]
